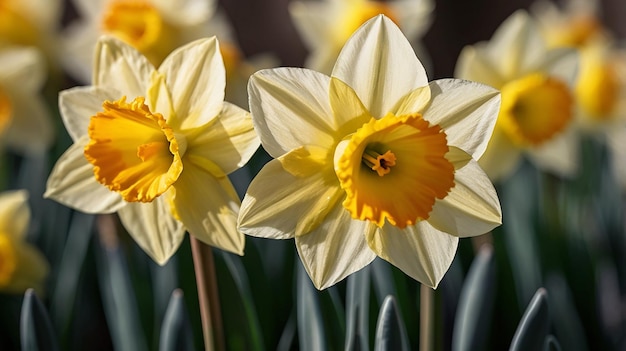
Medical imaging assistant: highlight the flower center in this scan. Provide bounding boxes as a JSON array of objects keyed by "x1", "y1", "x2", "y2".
[
  {"x1": 335, "y1": 113, "x2": 454, "y2": 228},
  {"x1": 499, "y1": 73, "x2": 573, "y2": 146},
  {"x1": 84, "y1": 96, "x2": 185, "y2": 203},
  {"x1": 576, "y1": 52, "x2": 620, "y2": 120},
  {"x1": 0, "y1": 86, "x2": 12, "y2": 135},
  {"x1": 547, "y1": 15, "x2": 601, "y2": 48},
  {"x1": 340, "y1": 2, "x2": 397, "y2": 44},
  {"x1": 101, "y1": 1, "x2": 175, "y2": 66},
  {"x1": 0, "y1": 233, "x2": 17, "y2": 287},
  {"x1": 0, "y1": 1, "x2": 39, "y2": 46}
]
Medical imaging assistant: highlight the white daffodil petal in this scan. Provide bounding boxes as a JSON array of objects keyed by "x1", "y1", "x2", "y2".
[
  {"x1": 389, "y1": 0, "x2": 434, "y2": 39},
  {"x1": 239, "y1": 158, "x2": 341, "y2": 240},
  {"x1": 22, "y1": 0, "x2": 61, "y2": 30},
  {"x1": 289, "y1": 0, "x2": 332, "y2": 51},
  {"x1": 454, "y1": 45, "x2": 506, "y2": 89},
  {"x1": 171, "y1": 162, "x2": 244, "y2": 255},
  {"x1": 368, "y1": 222, "x2": 459, "y2": 288},
  {"x1": 5, "y1": 94, "x2": 53, "y2": 156},
  {"x1": 0, "y1": 47, "x2": 45, "y2": 93},
  {"x1": 117, "y1": 194, "x2": 186, "y2": 265},
  {"x1": 0, "y1": 190, "x2": 30, "y2": 239},
  {"x1": 429, "y1": 149, "x2": 502, "y2": 237},
  {"x1": 486, "y1": 10, "x2": 544, "y2": 79},
  {"x1": 478, "y1": 127, "x2": 523, "y2": 182},
  {"x1": 541, "y1": 47, "x2": 579, "y2": 87},
  {"x1": 151, "y1": 0, "x2": 213, "y2": 26},
  {"x1": 44, "y1": 136, "x2": 125, "y2": 214},
  {"x1": 61, "y1": 21, "x2": 100, "y2": 83},
  {"x1": 424, "y1": 79, "x2": 501, "y2": 159},
  {"x1": 93, "y1": 36, "x2": 152, "y2": 97},
  {"x1": 295, "y1": 205, "x2": 377, "y2": 290},
  {"x1": 158, "y1": 37, "x2": 225, "y2": 130},
  {"x1": 527, "y1": 128, "x2": 579, "y2": 178},
  {"x1": 248, "y1": 68, "x2": 336, "y2": 158},
  {"x1": 332, "y1": 15, "x2": 428, "y2": 118},
  {"x1": 59, "y1": 86, "x2": 120, "y2": 141},
  {"x1": 186, "y1": 102, "x2": 259, "y2": 175}
]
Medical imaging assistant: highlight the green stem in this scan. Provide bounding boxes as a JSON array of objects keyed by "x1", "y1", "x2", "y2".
[
  {"x1": 190, "y1": 237, "x2": 224, "y2": 351},
  {"x1": 419, "y1": 284, "x2": 434, "y2": 351}
]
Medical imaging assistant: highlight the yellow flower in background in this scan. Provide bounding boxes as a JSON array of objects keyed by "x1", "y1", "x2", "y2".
[
  {"x1": 0, "y1": 46, "x2": 54, "y2": 156},
  {"x1": 0, "y1": 0, "x2": 61, "y2": 56},
  {"x1": 62, "y1": 0, "x2": 216, "y2": 82},
  {"x1": 455, "y1": 10, "x2": 579, "y2": 182},
  {"x1": 238, "y1": 16, "x2": 502, "y2": 290},
  {"x1": 0, "y1": 190, "x2": 49, "y2": 295},
  {"x1": 533, "y1": 0, "x2": 626, "y2": 131},
  {"x1": 45, "y1": 36, "x2": 260, "y2": 264},
  {"x1": 290, "y1": 0, "x2": 434, "y2": 74}
]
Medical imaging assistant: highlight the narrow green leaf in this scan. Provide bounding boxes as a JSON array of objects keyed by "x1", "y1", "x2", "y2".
[
  {"x1": 20, "y1": 289, "x2": 59, "y2": 351},
  {"x1": 345, "y1": 265, "x2": 371, "y2": 351},
  {"x1": 452, "y1": 244, "x2": 495, "y2": 351},
  {"x1": 95, "y1": 215, "x2": 148, "y2": 351},
  {"x1": 543, "y1": 335, "x2": 562, "y2": 351},
  {"x1": 546, "y1": 274, "x2": 588, "y2": 351},
  {"x1": 297, "y1": 262, "x2": 326, "y2": 351},
  {"x1": 371, "y1": 259, "x2": 397, "y2": 304},
  {"x1": 374, "y1": 296, "x2": 409, "y2": 351},
  {"x1": 159, "y1": 289, "x2": 194, "y2": 351},
  {"x1": 221, "y1": 251, "x2": 265, "y2": 351},
  {"x1": 509, "y1": 288, "x2": 549, "y2": 351}
]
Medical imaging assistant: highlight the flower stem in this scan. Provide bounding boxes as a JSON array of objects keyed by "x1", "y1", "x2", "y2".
[
  {"x1": 191, "y1": 237, "x2": 225, "y2": 351},
  {"x1": 419, "y1": 284, "x2": 434, "y2": 351}
]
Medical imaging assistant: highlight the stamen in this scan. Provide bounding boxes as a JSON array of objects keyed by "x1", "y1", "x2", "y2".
[{"x1": 362, "y1": 149, "x2": 396, "y2": 176}]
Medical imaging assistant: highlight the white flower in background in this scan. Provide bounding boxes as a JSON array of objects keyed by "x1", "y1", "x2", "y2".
[
  {"x1": 62, "y1": 0, "x2": 216, "y2": 82},
  {"x1": 455, "y1": 10, "x2": 580, "y2": 181},
  {"x1": 290, "y1": 0, "x2": 434, "y2": 74},
  {"x1": 0, "y1": 46, "x2": 54, "y2": 156},
  {"x1": 0, "y1": 0, "x2": 61, "y2": 59}
]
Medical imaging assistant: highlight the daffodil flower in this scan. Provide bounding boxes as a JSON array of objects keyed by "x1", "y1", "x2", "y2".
[
  {"x1": 290, "y1": 0, "x2": 433, "y2": 74},
  {"x1": 0, "y1": 190, "x2": 49, "y2": 295},
  {"x1": 45, "y1": 36, "x2": 259, "y2": 264},
  {"x1": 455, "y1": 10, "x2": 580, "y2": 181},
  {"x1": 62, "y1": 0, "x2": 215, "y2": 82},
  {"x1": 0, "y1": 46, "x2": 54, "y2": 155},
  {"x1": 0, "y1": 0, "x2": 61, "y2": 56},
  {"x1": 238, "y1": 15, "x2": 502, "y2": 290}
]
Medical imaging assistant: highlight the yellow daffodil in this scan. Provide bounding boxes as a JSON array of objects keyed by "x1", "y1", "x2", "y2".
[
  {"x1": 533, "y1": 0, "x2": 626, "y2": 132},
  {"x1": 0, "y1": 0, "x2": 61, "y2": 57},
  {"x1": 290, "y1": 0, "x2": 433, "y2": 74},
  {"x1": 0, "y1": 46, "x2": 54, "y2": 155},
  {"x1": 0, "y1": 190, "x2": 49, "y2": 295},
  {"x1": 238, "y1": 15, "x2": 502, "y2": 290},
  {"x1": 45, "y1": 36, "x2": 259, "y2": 264},
  {"x1": 455, "y1": 10, "x2": 580, "y2": 181},
  {"x1": 62, "y1": 0, "x2": 215, "y2": 82}
]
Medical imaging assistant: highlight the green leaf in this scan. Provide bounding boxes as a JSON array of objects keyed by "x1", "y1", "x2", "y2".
[
  {"x1": 543, "y1": 335, "x2": 562, "y2": 351},
  {"x1": 159, "y1": 289, "x2": 194, "y2": 351},
  {"x1": 20, "y1": 289, "x2": 59, "y2": 351},
  {"x1": 546, "y1": 274, "x2": 588, "y2": 351},
  {"x1": 374, "y1": 295, "x2": 409, "y2": 351},
  {"x1": 297, "y1": 262, "x2": 326, "y2": 351},
  {"x1": 345, "y1": 265, "x2": 371, "y2": 351},
  {"x1": 509, "y1": 288, "x2": 550, "y2": 351},
  {"x1": 452, "y1": 244, "x2": 495, "y2": 351},
  {"x1": 95, "y1": 215, "x2": 148, "y2": 351}
]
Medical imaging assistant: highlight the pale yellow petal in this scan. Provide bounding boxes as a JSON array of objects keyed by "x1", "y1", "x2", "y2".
[
  {"x1": 44, "y1": 136, "x2": 126, "y2": 214},
  {"x1": 158, "y1": 37, "x2": 224, "y2": 130},
  {"x1": 332, "y1": 15, "x2": 428, "y2": 118},
  {"x1": 248, "y1": 68, "x2": 335, "y2": 158},
  {"x1": 61, "y1": 21, "x2": 100, "y2": 83},
  {"x1": 0, "y1": 47, "x2": 45, "y2": 93},
  {"x1": 5, "y1": 241, "x2": 49, "y2": 295},
  {"x1": 185, "y1": 102, "x2": 259, "y2": 175},
  {"x1": 289, "y1": 0, "x2": 332, "y2": 51},
  {"x1": 295, "y1": 204, "x2": 377, "y2": 290},
  {"x1": 527, "y1": 128, "x2": 579, "y2": 177},
  {"x1": 428, "y1": 148, "x2": 502, "y2": 237},
  {"x1": 388, "y1": 0, "x2": 434, "y2": 40},
  {"x1": 4, "y1": 93, "x2": 53, "y2": 156},
  {"x1": 541, "y1": 47, "x2": 579, "y2": 87},
  {"x1": 151, "y1": 0, "x2": 214, "y2": 26},
  {"x1": 478, "y1": 127, "x2": 523, "y2": 182},
  {"x1": 368, "y1": 221, "x2": 458, "y2": 288},
  {"x1": 93, "y1": 36, "x2": 152, "y2": 97},
  {"x1": 454, "y1": 45, "x2": 506, "y2": 88},
  {"x1": 171, "y1": 161, "x2": 244, "y2": 255},
  {"x1": 238, "y1": 158, "x2": 342, "y2": 240},
  {"x1": 0, "y1": 190, "x2": 30, "y2": 239},
  {"x1": 59, "y1": 86, "x2": 120, "y2": 142},
  {"x1": 423, "y1": 79, "x2": 501, "y2": 159},
  {"x1": 117, "y1": 192, "x2": 186, "y2": 265}
]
